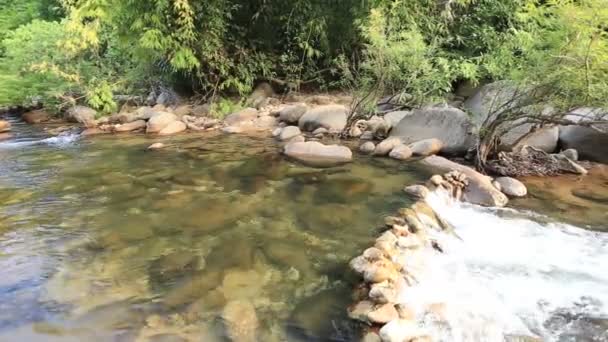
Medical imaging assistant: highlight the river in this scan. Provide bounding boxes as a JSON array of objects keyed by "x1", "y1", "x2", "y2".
[{"x1": 0, "y1": 115, "x2": 607, "y2": 341}]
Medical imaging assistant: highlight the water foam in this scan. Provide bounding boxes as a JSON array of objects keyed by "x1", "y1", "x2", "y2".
[
  {"x1": 400, "y1": 192, "x2": 608, "y2": 342},
  {"x1": 0, "y1": 133, "x2": 80, "y2": 149}
]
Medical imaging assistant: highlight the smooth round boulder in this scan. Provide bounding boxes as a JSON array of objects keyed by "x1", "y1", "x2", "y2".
[
  {"x1": 494, "y1": 177, "x2": 527, "y2": 197},
  {"x1": 373, "y1": 137, "x2": 402, "y2": 156},
  {"x1": 279, "y1": 104, "x2": 308, "y2": 124},
  {"x1": 559, "y1": 108, "x2": 608, "y2": 163},
  {"x1": 158, "y1": 121, "x2": 187, "y2": 135},
  {"x1": 283, "y1": 141, "x2": 352, "y2": 167},
  {"x1": 409, "y1": 138, "x2": 443, "y2": 156},
  {"x1": 22, "y1": 109, "x2": 50, "y2": 124},
  {"x1": 389, "y1": 145, "x2": 413, "y2": 160},
  {"x1": 0, "y1": 120, "x2": 11, "y2": 133},
  {"x1": 279, "y1": 126, "x2": 301, "y2": 141},
  {"x1": 359, "y1": 142, "x2": 376, "y2": 154},
  {"x1": 298, "y1": 105, "x2": 348, "y2": 132},
  {"x1": 147, "y1": 112, "x2": 178, "y2": 133},
  {"x1": 66, "y1": 106, "x2": 97, "y2": 127},
  {"x1": 390, "y1": 107, "x2": 475, "y2": 156},
  {"x1": 115, "y1": 120, "x2": 146, "y2": 132}
]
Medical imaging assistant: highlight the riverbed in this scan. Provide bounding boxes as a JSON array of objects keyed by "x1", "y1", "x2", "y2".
[{"x1": 0, "y1": 115, "x2": 607, "y2": 341}]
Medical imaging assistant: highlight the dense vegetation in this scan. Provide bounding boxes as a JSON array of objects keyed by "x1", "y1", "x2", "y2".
[{"x1": 0, "y1": 0, "x2": 606, "y2": 118}]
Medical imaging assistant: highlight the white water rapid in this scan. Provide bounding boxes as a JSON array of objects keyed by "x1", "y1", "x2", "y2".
[{"x1": 399, "y1": 192, "x2": 608, "y2": 342}]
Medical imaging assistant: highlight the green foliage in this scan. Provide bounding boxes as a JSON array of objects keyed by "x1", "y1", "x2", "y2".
[{"x1": 208, "y1": 98, "x2": 243, "y2": 119}]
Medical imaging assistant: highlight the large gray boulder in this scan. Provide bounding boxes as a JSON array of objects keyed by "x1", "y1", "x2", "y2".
[
  {"x1": 283, "y1": 141, "x2": 352, "y2": 167},
  {"x1": 464, "y1": 82, "x2": 559, "y2": 152},
  {"x1": 420, "y1": 156, "x2": 508, "y2": 207},
  {"x1": 66, "y1": 106, "x2": 97, "y2": 127},
  {"x1": 559, "y1": 108, "x2": 608, "y2": 163},
  {"x1": 298, "y1": 105, "x2": 348, "y2": 132},
  {"x1": 390, "y1": 107, "x2": 475, "y2": 156}
]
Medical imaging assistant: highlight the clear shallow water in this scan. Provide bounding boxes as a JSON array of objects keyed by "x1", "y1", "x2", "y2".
[
  {"x1": 0, "y1": 116, "x2": 607, "y2": 341},
  {"x1": 0, "y1": 116, "x2": 426, "y2": 341}
]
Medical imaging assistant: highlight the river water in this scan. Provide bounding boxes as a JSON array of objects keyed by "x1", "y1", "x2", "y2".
[{"x1": 0, "y1": 115, "x2": 607, "y2": 341}]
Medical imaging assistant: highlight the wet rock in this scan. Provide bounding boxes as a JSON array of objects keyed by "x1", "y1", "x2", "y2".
[
  {"x1": 388, "y1": 145, "x2": 413, "y2": 161},
  {"x1": 289, "y1": 288, "x2": 351, "y2": 339},
  {"x1": 298, "y1": 104, "x2": 348, "y2": 132},
  {"x1": 571, "y1": 188, "x2": 608, "y2": 204},
  {"x1": 494, "y1": 177, "x2": 527, "y2": 197},
  {"x1": 559, "y1": 108, "x2": 608, "y2": 163},
  {"x1": 379, "y1": 319, "x2": 424, "y2": 342},
  {"x1": 0, "y1": 132, "x2": 12, "y2": 140},
  {"x1": 220, "y1": 269, "x2": 264, "y2": 301},
  {"x1": 279, "y1": 126, "x2": 301, "y2": 141},
  {"x1": 390, "y1": 106, "x2": 475, "y2": 156},
  {"x1": 222, "y1": 300, "x2": 258, "y2": 342},
  {"x1": 272, "y1": 127, "x2": 282, "y2": 137},
  {"x1": 149, "y1": 251, "x2": 201, "y2": 288},
  {"x1": 182, "y1": 115, "x2": 219, "y2": 131},
  {"x1": 560, "y1": 148, "x2": 579, "y2": 161},
  {"x1": 368, "y1": 303, "x2": 399, "y2": 324},
  {"x1": 0, "y1": 120, "x2": 11, "y2": 132},
  {"x1": 409, "y1": 138, "x2": 443, "y2": 156},
  {"x1": 283, "y1": 141, "x2": 352, "y2": 167},
  {"x1": 22, "y1": 109, "x2": 50, "y2": 124},
  {"x1": 148, "y1": 143, "x2": 165, "y2": 150},
  {"x1": 81, "y1": 128, "x2": 109, "y2": 136},
  {"x1": 403, "y1": 185, "x2": 430, "y2": 199},
  {"x1": 348, "y1": 300, "x2": 374, "y2": 322},
  {"x1": 66, "y1": 106, "x2": 97, "y2": 127},
  {"x1": 222, "y1": 126, "x2": 244, "y2": 134},
  {"x1": 279, "y1": 104, "x2": 308, "y2": 124},
  {"x1": 115, "y1": 120, "x2": 146, "y2": 132},
  {"x1": 374, "y1": 137, "x2": 402, "y2": 156},
  {"x1": 421, "y1": 156, "x2": 508, "y2": 207},
  {"x1": 163, "y1": 270, "x2": 223, "y2": 308},
  {"x1": 360, "y1": 142, "x2": 376, "y2": 154},
  {"x1": 159, "y1": 121, "x2": 187, "y2": 135},
  {"x1": 147, "y1": 112, "x2": 178, "y2": 133},
  {"x1": 369, "y1": 283, "x2": 397, "y2": 304},
  {"x1": 224, "y1": 108, "x2": 258, "y2": 126},
  {"x1": 384, "y1": 216, "x2": 405, "y2": 227},
  {"x1": 312, "y1": 127, "x2": 328, "y2": 136}
]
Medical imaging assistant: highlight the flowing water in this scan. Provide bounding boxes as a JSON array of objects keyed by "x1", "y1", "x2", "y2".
[{"x1": 0, "y1": 115, "x2": 607, "y2": 341}]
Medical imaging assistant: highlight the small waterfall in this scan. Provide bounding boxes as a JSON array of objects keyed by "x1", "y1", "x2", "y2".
[{"x1": 402, "y1": 191, "x2": 608, "y2": 341}]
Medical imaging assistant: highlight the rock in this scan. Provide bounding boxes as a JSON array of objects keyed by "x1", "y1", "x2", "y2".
[
  {"x1": 379, "y1": 319, "x2": 424, "y2": 342},
  {"x1": 0, "y1": 120, "x2": 11, "y2": 132},
  {"x1": 279, "y1": 126, "x2": 301, "y2": 141},
  {"x1": 571, "y1": 188, "x2": 608, "y2": 204},
  {"x1": 283, "y1": 141, "x2": 352, "y2": 167},
  {"x1": 66, "y1": 106, "x2": 97, "y2": 127},
  {"x1": 115, "y1": 120, "x2": 146, "y2": 132},
  {"x1": 147, "y1": 112, "x2": 178, "y2": 133},
  {"x1": 348, "y1": 301, "x2": 375, "y2": 322},
  {"x1": 368, "y1": 303, "x2": 399, "y2": 324},
  {"x1": 288, "y1": 135, "x2": 306, "y2": 143},
  {"x1": 390, "y1": 107, "x2": 475, "y2": 156},
  {"x1": 81, "y1": 128, "x2": 108, "y2": 136},
  {"x1": 360, "y1": 131, "x2": 374, "y2": 140},
  {"x1": 222, "y1": 126, "x2": 244, "y2": 134},
  {"x1": 388, "y1": 145, "x2": 413, "y2": 160},
  {"x1": 22, "y1": 109, "x2": 50, "y2": 124},
  {"x1": 560, "y1": 148, "x2": 579, "y2": 161},
  {"x1": 383, "y1": 111, "x2": 410, "y2": 128},
  {"x1": 0, "y1": 133, "x2": 12, "y2": 140},
  {"x1": 192, "y1": 104, "x2": 211, "y2": 117},
  {"x1": 224, "y1": 108, "x2": 259, "y2": 126},
  {"x1": 308, "y1": 95, "x2": 333, "y2": 105},
  {"x1": 271, "y1": 127, "x2": 283, "y2": 137},
  {"x1": 369, "y1": 283, "x2": 397, "y2": 304},
  {"x1": 247, "y1": 82, "x2": 275, "y2": 108},
  {"x1": 403, "y1": 185, "x2": 430, "y2": 199},
  {"x1": 298, "y1": 105, "x2": 348, "y2": 132},
  {"x1": 172, "y1": 104, "x2": 193, "y2": 117},
  {"x1": 507, "y1": 125, "x2": 559, "y2": 153},
  {"x1": 421, "y1": 156, "x2": 508, "y2": 207},
  {"x1": 158, "y1": 121, "x2": 187, "y2": 135},
  {"x1": 312, "y1": 127, "x2": 328, "y2": 136},
  {"x1": 182, "y1": 115, "x2": 219, "y2": 131},
  {"x1": 362, "y1": 332, "x2": 382, "y2": 342},
  {"x1": 279, "y1": 104, "x2": 308, "y2": 124},
  {"x1": 409, "y1": 138, "x2": 443, "y2": 156},
  {"x1": 494, "y1": 177, "x2": 527, "y2": 197},
  {"x1": 552, "y1": 153, "x2": 588, "y2": 175},
  {"x1": 148, "y1": 143, "x2": 165, "y2": 150},
  {"x1": 559, "y1": 108, "x2": 608, "y2": 163},
  {"x1": 222, "y1": 300, "x2": 258, "y2": 342},
  {"x1": 360, "y1": 142, "x2": 376, "y2": 154},
  {"x1": 156, "y1": 88, "x2": 179, "y2": 106},
  {"x1": 350, "y1": 126, "x2": 363, "y2": 138},
  {"x1": 374, "y1": 137, "x2": 402, "y2": 156}
]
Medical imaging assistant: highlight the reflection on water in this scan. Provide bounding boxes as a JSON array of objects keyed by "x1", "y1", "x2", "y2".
[{"x1": 0, "y1": 120, "x2": 425, "y2": 341}]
